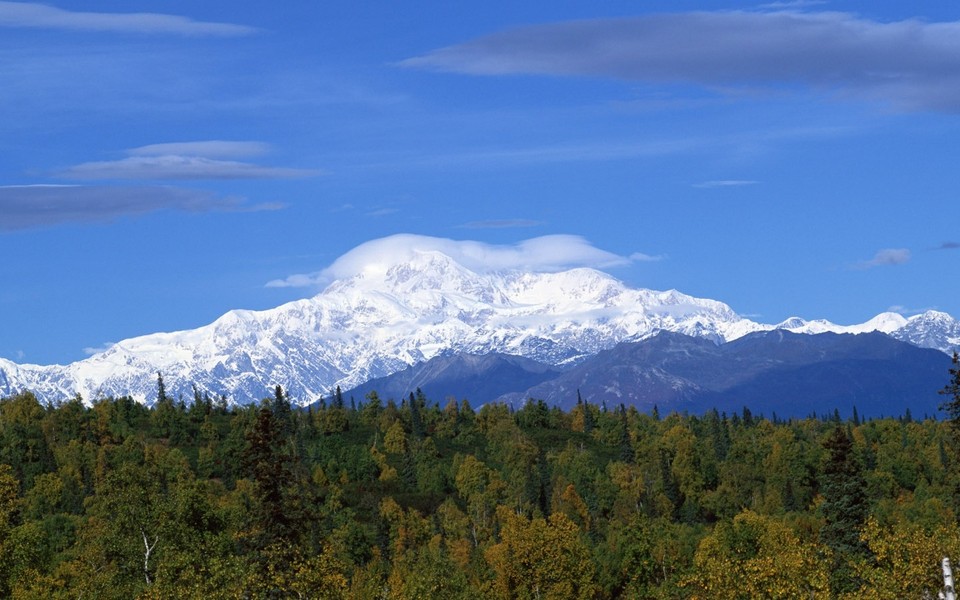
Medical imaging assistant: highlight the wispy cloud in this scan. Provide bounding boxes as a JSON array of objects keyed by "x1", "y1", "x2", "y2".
[
  {"x1": 936, "y1": 241, "x2": 960, "y2": 250},
  {"x1": 458, "y1": 219, "x2": 544, "y2": 229},
  {"x1": 629, "y1": 252, "x2": 663, "y2": 262},
  {"x1": 374, "y1": 138, "x2": 702, "y2": 170},
  {"x1": 0, "y1": 184, "x2": 283, "y2": 231},
  {"x1": 56, "y1": 141, "x2": 321, "y2": 181},
  {"x1": 0, "y1": 1, "x2": 256, "y2": 36},
  {"x1": 59, "y1": 156, "x2": 319, "y2": 181},
  {"x1": 758, "y1": 1, "x2": 827, "y2": 9},
  {"x1": 266, "y1": 234, "x2": 653, "y2": 289},
  {"x1": 401, "y1": 11, "x2": 960, "y2": 113},
  {"x1": 853, "y1": 248, "x2": 912, "y2": 269},
  {"x1": 887, "y1": 304, "x2": 937, "y2": 316},
  {"x1": 693, "y1": 180, "x2": 759, "y2": 189},
  {"x1": 128, "y1": 141, "x2": 270, "y2": 159},
  {"x1": 353, "y1": 124, "x2": 851, "y2": 172},
  {"x1": 365, "y1": 207, "x2": 400, "y2": 218},
  {"x1": 82, "y1": 342, "x2": 115, "y2": 356}
]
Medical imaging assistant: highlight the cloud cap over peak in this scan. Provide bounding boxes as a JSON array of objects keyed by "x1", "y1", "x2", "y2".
[
  {"x1": 401, "y1": 10, "x2": 960, "y2": 113},
  {"x1": 266, "y1": 234, "x2": 655, "y2": 289}
]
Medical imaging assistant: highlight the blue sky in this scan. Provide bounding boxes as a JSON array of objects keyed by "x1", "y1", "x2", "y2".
[{"x1": 1, "y1": 0, "x2": 958, "y2": 365}]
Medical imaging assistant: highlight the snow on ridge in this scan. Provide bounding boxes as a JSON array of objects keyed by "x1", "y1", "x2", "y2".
[{"x1": 0, "y1": 247, "x2": 957, "y2": 407}]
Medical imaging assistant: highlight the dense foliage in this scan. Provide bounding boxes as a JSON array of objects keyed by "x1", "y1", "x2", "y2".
[{"x1": 1, "y1": 382, "x2": 959, "y2": 599}]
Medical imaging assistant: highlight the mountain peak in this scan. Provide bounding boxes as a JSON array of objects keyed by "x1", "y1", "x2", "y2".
[
  {"x1": 776, "y1": 316, "x2": 808, "y2": 329},
  {"x1": 1, "y1": 237, "x2": 957, "y2": 406},
  {"x1": 910, "y1": 310, "x2": 954, "y2": 323},
  {"x1": 858, "y1": 312, "x2": 909, "y2": 333}
]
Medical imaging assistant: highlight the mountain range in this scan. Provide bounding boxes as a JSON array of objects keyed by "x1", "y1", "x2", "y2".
[
  {"x1": 339, "y1": 329, "x2": 952, "y2": 418},
  {"x1": 1, "y1": 248, "x2": 957, "y2": 410}
]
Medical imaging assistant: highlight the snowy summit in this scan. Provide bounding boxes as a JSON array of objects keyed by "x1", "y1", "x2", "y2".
[{"x1": 0, "y1": 235, "x2": 957, "y2": 406}]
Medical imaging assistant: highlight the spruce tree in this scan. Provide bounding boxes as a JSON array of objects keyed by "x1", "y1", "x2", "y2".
[
  {"x1": 820, "y1": 425, "x2": 868, "y2": 594},
  {"x1": 271, "y1": 385, "x2": 293, "y2": 439},
  {"x1": 155, "y1": 372, "x2": 168, "y2": 405},
  {"x1": 409, "y1": 390, "x2": 425, "y2": 438},
  {"x1": 940, "y1": 352, "x2": 960, "y2": 429},
  {"x1": 583, "y1": 401, "x2": 595, "y2": 435},
  {"x1": 937, "y1": 352, "x2": 960, "y2": 519},
  {"x1": 578, "y1": 390, "x2": 595, "y2": 434},
  {"x1": 242, "y1": 403, "x2": 296, "y2": 554},
  {"x1": 618, "y1": 404, "x2": 634, "y2": 463},
  {"x1": 401, "y1": 444, "x2": 418, "y2": 491}
]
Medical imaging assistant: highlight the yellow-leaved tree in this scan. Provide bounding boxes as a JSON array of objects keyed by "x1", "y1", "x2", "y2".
[
  {"x1": 484, "y1": 506, "x2": 598, "y2": 600},
  {"x1": 685, "y1": 509, "x2": 830, "y2": 599},
  {"x1": 844, "y1": 516, "x2": 960, "y2": 600}
]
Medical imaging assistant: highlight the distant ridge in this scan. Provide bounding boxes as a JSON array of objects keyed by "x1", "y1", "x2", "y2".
[
  {"x1": 494, "y1": 330, "x2": 952, "y2": 418},
  {"x1": 340, "y1": 353, "x2": 564, "y2": 408}
]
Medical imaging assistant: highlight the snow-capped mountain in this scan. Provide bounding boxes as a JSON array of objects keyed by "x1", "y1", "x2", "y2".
[
  {"x1": 772, "y1": 311, "x2": 960, "y2": 351},
  {"x1": 1, "y1": 247, "x2": 957, "y2": 406}
]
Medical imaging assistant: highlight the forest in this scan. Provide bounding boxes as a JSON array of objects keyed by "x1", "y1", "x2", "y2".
[{"x1": 0, "y1": 355, "x2": 959, "y2": 599}]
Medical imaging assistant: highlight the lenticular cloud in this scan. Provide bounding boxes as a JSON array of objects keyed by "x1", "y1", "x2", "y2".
[{"x1": 265, "y1": 234, "x2": 637, "y2": 289}]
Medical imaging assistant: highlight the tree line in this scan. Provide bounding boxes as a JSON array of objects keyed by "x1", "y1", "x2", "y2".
[{"x1": 0, "y1": 354, "x2": 958, "y2": 598}]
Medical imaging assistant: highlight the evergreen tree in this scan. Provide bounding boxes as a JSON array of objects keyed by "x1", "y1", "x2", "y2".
[
  {"x1": 155, "y1": 372, "x2": 168, "y2": 405},
  {"x1": 657, "y1": 447, "x2": 681, "y2": 519},
  {"x1": 617, "y1": 405, "x2": 634, "y2": 463},
  {"x1": 940, "y1": 352, "x2": 960, "y2": 429},
  {"x1": 579, "y1": 390, "x2": 595, "y2": 434},
  {"x1": 820, "y1": 425, "x2": 868, "y2": 595},
  {"x1": 242, "y1": 402, "x2": 300, "y2": 558},
  {"x1": 938, "y1": 351, "x2": 960, "y2": 518},
  {"x1": 401, "y1": 444, "x2": 418, "y2": 491},
  {"x1": 409, "y1": 390, "x2": 425, "y2": 438},
  {"x1": 901, "y1": 407, "x2": 913, "y2": 424},
  {"x1": 271, "y1": 385, "x2": 293, "y2": 439}
]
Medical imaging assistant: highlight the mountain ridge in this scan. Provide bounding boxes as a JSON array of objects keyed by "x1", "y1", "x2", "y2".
[
  {"x1": 1, "y1": 248, "x2": 957, "y2": 406},
  {"x1": 491, "y1": 330, "x2": 952, "y2": 418}
]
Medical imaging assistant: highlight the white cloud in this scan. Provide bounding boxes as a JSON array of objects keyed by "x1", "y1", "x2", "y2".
[
  {"x1": 128, "y1": 141, "x2": 270, "y2": 159},
  {"x1": 693, "y1": 180, "x2": 759, "y2": 189},
  {"x1": 266, "y1": 234, "x2": 651, "y2": 288},
  {"x1": 401, "y1": 11, "x2": 960, "y2": 113},
  {"x1": 629, "y1": 252, "x2": 663, "y2": 262},
  {"x1": 0, "y1": 1, "x2": 256, "y2": 36},
  {"x1": 365, "y1": 207, "x2": 400, "y2": 218},
  {"x1": 82, "y1": 342, "x2": 115, "y2": 356},
  {"x1": 887, "y1": 304, "x2": 936, "y2": 316},
  {"x1": 855, "y1": 248, "x2": 911, "y2": 269},
  {"x1": 56, "y1": 142, "x2": 320, "y2": 181},
  {"x1": 758, "y1": 1, "x2": 827, "y2": 8},
  {"x1": 58, "y1": 155, "x2": 319, "y2": 181}
]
